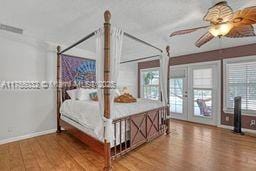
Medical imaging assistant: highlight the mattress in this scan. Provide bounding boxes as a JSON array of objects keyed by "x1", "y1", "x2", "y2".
[{"x1": 60, "y1": 98, "x2": 163, "y2": 143}]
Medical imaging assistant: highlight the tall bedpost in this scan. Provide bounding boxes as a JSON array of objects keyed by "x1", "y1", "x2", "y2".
[
  {"x1": 166, "y1": 45, "x2": 171, "y2": 134},
  {"x1": 56, "y1": 46, "x2": 62, "y2": 133},
  {"x1": 103, "y1": 10, "x2": 112, "y2": 171}
]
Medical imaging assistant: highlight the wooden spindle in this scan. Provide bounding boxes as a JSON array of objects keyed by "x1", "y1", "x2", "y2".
[
  {"x1": 120, "y1": 120, "x2": 122, "y2": 152},
  {"x1": 114, "y1": 122, "x2": 117, "y2": 157},
  {"x1": 125, "y1": 119, "x2": 127, "y2": 150}
]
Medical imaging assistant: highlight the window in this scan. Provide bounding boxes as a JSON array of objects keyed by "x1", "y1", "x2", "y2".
[
  {"x1": 224, "y1": 58, "x2": 256, "y2": 113},
  {"x1": 140, "y1": 68, "x2": 160, "y2": 100},
  {"x1": 193, "y1": 68, "x2": 213, "y2": 117}
]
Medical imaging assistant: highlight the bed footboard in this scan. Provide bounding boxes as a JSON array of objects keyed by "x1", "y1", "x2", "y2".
[{"x1": 111, "y1": 106, "x2": 168, "y2": 159}]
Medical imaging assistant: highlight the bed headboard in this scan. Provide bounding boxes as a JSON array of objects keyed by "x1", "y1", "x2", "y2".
[{"x1": 60, "y1": 54, "x2": 96, "y2": 102}]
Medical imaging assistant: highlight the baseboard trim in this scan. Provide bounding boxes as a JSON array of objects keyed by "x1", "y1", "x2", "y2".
[
  {"x1": 218, "y1": 124, "x2": 256, "y2": 134},
  {"x1": 0, "y1": 129, "x2": 56, "y2": 145},
  {"x1": 1, "y1": 124, "x2": 254, "y2": 145}
]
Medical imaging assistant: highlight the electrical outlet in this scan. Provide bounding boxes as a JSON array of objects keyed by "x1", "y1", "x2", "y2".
[
  {"x1": 250, "y1": 120, "x2": 256, "y2": 127},
  {"x1": 225, "y1": 116, "x2": 230, "y2": 122},
  {"x1": 8, "y1": 126, "x2": 15, "y2": 133}
]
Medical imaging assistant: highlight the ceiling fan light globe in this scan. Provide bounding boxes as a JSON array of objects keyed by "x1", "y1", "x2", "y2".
[
  {"x1": 209, "y1": 23, "x2": 233, "y2": 37},
  {"x1": 220, "y1": 23, "x2": 233, "y2": 35},
  {"x1": 209, "y1": 26, "x2": 221, "y2": 37}
]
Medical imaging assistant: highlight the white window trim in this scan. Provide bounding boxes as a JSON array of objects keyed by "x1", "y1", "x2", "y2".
[
  {"x1": 140, "y1": 67, "x2": 160, "y2": 100},
  {"x1": 223, "y1": 55, "x2": 256, "y2": 115}
]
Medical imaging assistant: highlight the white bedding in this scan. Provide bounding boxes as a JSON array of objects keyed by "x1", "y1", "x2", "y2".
[{"x1": 60, "y1": 98, "x2": 163, "y2": 142}]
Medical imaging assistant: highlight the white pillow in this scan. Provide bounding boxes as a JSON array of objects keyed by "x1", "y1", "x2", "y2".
[
  {"x1": 67, "y1": 89, "x2": 79, "y2": 100},
  {"x1": 78, "y1": 88, "x2": 97, "y2": 100},
  {"x1": 66, "y1": 88, "x2": 96, "y2": 100},
  {"x1": 69, "y1": 88, "x2": 119, "y2": 101}
]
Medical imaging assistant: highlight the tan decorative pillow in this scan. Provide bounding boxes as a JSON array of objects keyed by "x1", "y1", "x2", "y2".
[{"x1": 114, "y1": 93, "x2": 137, "y2": 103}]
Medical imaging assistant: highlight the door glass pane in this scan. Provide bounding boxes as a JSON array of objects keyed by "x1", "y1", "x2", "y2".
[
  {"x1": 194, "y1": 89, "x2": 212, "y2": 117},
  {"x1": 193, "y1": 68, "x2": 213, "y2": 117},
  {"x1": 170, "y1": 78, "x2": 183, "y2": 114}
]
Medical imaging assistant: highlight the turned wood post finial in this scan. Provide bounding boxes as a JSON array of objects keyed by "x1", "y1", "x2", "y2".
[
  {"x1": 166, "y1": 45, "x2": 170, "y2": 57},
  {"x1": 104, "y1": 10, "x2": 111, "y2": 23},
  {"x1": 57, "y1": 45, "x2": 61, "y2": 54}
]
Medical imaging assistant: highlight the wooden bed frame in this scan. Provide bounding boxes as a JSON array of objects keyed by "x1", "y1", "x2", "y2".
[{"x1": 56, "y1": 10, "x2": 170, "y2": 171}]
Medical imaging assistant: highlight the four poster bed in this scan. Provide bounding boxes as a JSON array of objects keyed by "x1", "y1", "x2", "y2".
[{"x1": 56, "y1": 10, "x2": 170, "y2": 170}]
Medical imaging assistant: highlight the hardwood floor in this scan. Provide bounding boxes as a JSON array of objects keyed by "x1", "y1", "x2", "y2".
[{"x1": 0, "y1": 120, "x2": 256, "y2": 171}]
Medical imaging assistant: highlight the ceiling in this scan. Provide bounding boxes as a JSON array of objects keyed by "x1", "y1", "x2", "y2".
[{"x1": 0, "y1": 0, "x2": 256, "y2": 60}]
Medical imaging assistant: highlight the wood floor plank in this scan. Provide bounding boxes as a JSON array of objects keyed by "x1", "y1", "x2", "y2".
[
  {"x1": 19, "y1": 139, "x2": 40, "y2": 171},
  {"x1": 36, "y1": 135, "x2": 71, "y2": 170},
  {"x1": 55, "y1": 133, "x2": 99, "y2": 171},
  {"x1": 27, "y1": 138, "x2": 55, "y2": 170},
  {"x1": 0, "y1": 144, "x2": 10, "y2": 171},
  {"x1": 8, "y1": 142, "x2": 25, "y2": 171},
  {"x1": 0, "y1": 120, "x2": 255, "y2": 171},
  {"x1": 61, "y1": 133, "x2": 104, "y2": 169},
  {"x1": 112, "y1": 161, "x2": 130, "y2": 171},
  {"x1": 43, "y1": 134, "x2": 84, "y2": 170}
]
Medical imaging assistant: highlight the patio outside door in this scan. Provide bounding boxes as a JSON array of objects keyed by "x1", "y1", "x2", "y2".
[{"x1": 187, "y1": 62, "x2": 220, "y2": 126}]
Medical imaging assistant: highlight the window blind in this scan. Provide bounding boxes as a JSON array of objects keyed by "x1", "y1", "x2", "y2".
[
  {"x1": 193, "y1": 68, "x2": 212, "y2": 89},
  {"x1": 226, "y1": 61, "x2": 256, "y2": 112}
]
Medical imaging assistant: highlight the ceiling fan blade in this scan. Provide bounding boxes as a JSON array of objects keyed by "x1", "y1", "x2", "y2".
[
  {"x1": 226, "y1": 25, "x2": 255, "y2": 38},
  {"x1": 231, "y1": 6, "x2": 256, "y2": 27},
  {"x1": 204, "y1": 1, "x2": 233, "y2": 24},
  {"x1": 195, "y1": 32, "x2": 214, "y2": 48},
  {"x1": 170, "y1": 26, "x2": 209, "y2": 37}
]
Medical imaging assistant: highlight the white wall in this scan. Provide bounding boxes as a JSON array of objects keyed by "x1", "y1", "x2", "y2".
[
  {"x1": 0, "y1": 32, "x2": 55, "y2": 142},
  {"x1": 0, "y1": 32, "x2": 96, "y2": 142}
]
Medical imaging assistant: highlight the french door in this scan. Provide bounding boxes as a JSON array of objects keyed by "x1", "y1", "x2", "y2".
[
  {"x1": 169, "y1": 67, "x2": 188, "y2": 120},
  {"x1": 170, "y1": 61, "x2": 220, "y2": 126}
]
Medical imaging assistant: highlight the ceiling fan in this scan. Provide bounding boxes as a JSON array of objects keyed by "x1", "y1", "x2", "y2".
[{"x1": 169, "y1": 1, "x2": 256, "y2": 47}]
